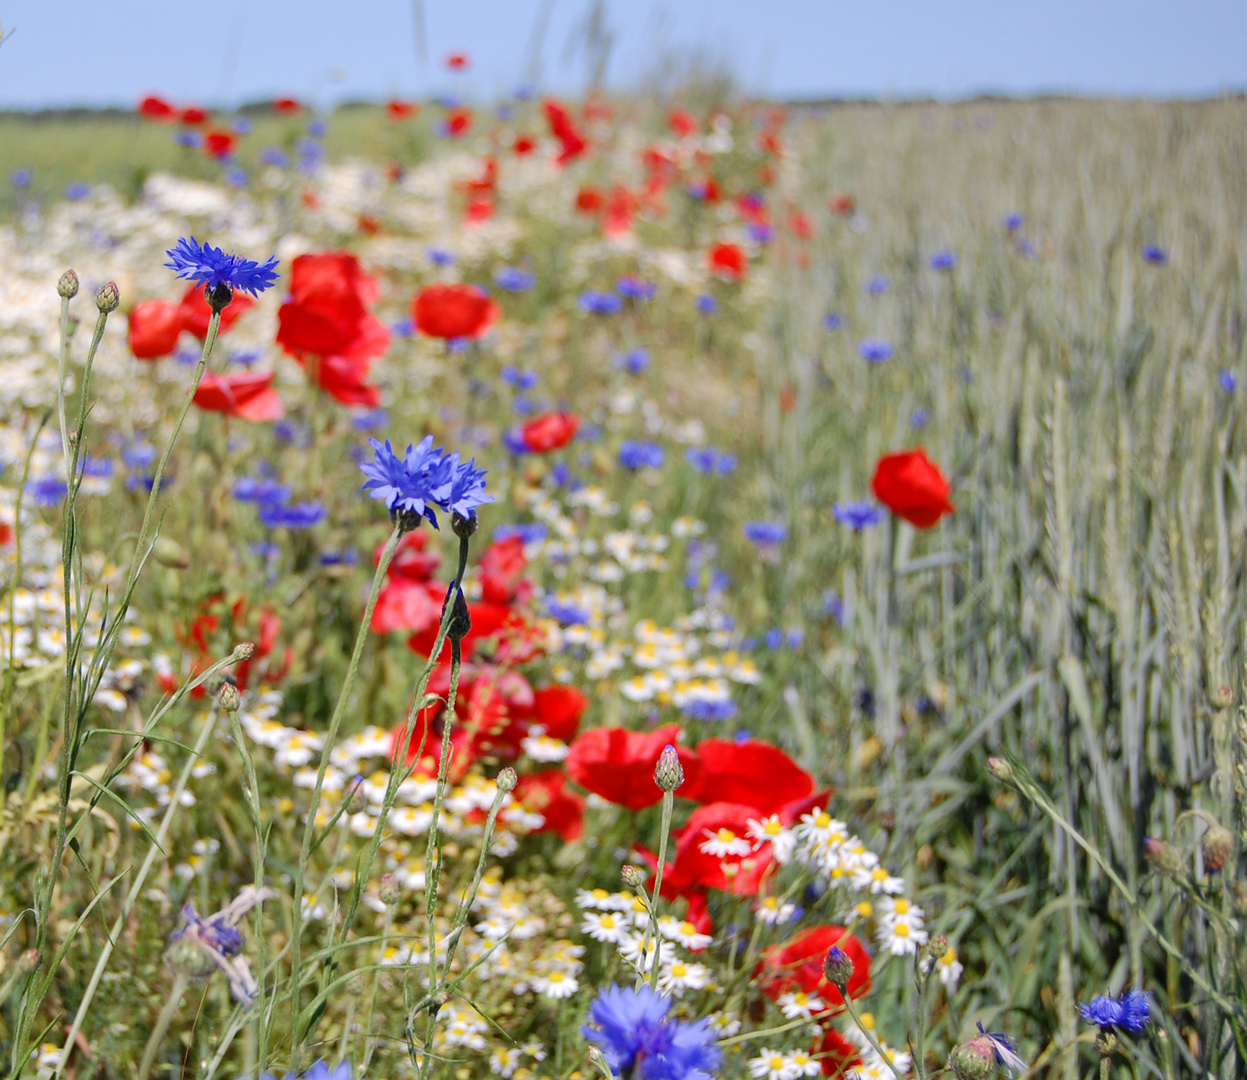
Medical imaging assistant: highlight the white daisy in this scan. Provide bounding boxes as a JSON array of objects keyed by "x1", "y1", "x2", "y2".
[
  {"x1": 580, "y1": 911, "x2": 630, "y2": 944},
  {"x1": 776, "y1": 990, "x2": 826, "y2": 1020},
  {"x1": 747, "y1": 815, "x2": 797, "y2": 863},
  {"x1": 749, "y1": 1050, "x2": 799, "y2": 1080},
  {"x1": 699, "y1": 826, "x2": 754, "y2": 858}
]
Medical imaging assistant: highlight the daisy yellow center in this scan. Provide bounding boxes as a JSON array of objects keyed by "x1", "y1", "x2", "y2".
[
  {"x1": 591, "y1": 888, "x2": 610, "y2": 900},
  {"x1": 856, "y1": 901, "x2": 873, "y2": 918},
  {"x1": 940, "y1": 948, "x2": 957, "y2": 965},
  {"x1": 893, "y1": 899, "x2": 910, "y2": 914},
  {"x1": 763, "y1": 820, "x2": 782, "y2": 835},
  {"x1": 793, "y1": 992, "x2": 809, "y2": 1005},
  {"x1": 814, "y1": 812, "x2": 831, "y2": 828},
  {"x1": 761, "y1": 898, "x2": 779, "y2": 910},
  {"x1": 671, "y1": 963, "x2": 687, "y2": 977},
  {"x1": 871, "y1": 868, "x2": 888, "y2": 881},
  {"x1": 548, "y1": 972, "x2": 565, "y2": 983},
  {"x1": 769, "y1": 1058, "x2": 785, "y2": 1070},
  {"x1": 631, "y1": 897, "x2": 647, "y2": 913},
  {"x1": 679, "y1": 921, "x2": 697, "y2": 935},
  {"x1": 600, "y1": 915, "x2": 617, "y2": 928},
  {"x1": 894, "y1": 923, "x2": 910, "y2": 937}
]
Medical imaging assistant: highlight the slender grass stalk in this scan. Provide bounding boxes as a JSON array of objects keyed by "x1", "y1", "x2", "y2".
[{"x1": 136, "y1": 972, "x2": 189, "y2": 1080}]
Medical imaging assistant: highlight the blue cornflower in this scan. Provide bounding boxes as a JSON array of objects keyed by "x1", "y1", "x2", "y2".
[
  {"x1": 438, "y1": 453, "x2": 495, "y2": 520},
  {"x1": 234, "y1": 477, "x2": 291, "y2": 504},
  {"x1": 496, "y1": 103, "x2": 514, "y2": 121},
  {"x1": 1079, "y1": 991, "x2": 1151, "y2": 1034},
  {"x1": 493, "y1": 522, "x2": 548, "y2": 545},
  {"x1": 231, "y1": 348, "x2": 262, "y2": 366},
  {"x1": 695, "y1": 294, "x2": 718, "y2": 315},
  {"x1": 1220, "y1": 371, "x2": 1238, "y2": 394},
  {"x1": 264, "y1": 1061, "x2": 353, "y2": 1080},
  {"x1": 233, "y1": 117, "x2": 253, "y2": 134},
  {"x1": 165, "y1": 237, "x2": 280, "y2": 297},
  {"x1": 352, "y1": 408, "x2": 389, "y2": 431},
  {"x1": 859, "y1": 339, "x2": 894, "y2": 363},
  {"x1": 176, "y1": 130, "x2": 203, "y2": 149},
  {"x1": 501, "y1": 366, "x2": 539, "y2": 391},
  {"x1": 546, "y1": 600, "x2": 592, "y2": 625},
  {"x1": 11, "y1": 168, "x2": 31, "y2": 188},
  {"x1": 259, "y1": 501, "x2": 327, "y2": 529},
  {"x1": 685, "y1": 447, "x2": 736, "y2": 475},
  {"x1": 297, "y1": 138, "x2": 324, "y2": 173},
  {"x1": 764, "y1": 628, "x2": 784, "y2": 650},
  {"x1": 495, "y1": 266, "x2": 535, "y2": 292},
  {"x1": 514, "y1": 84, "x2": 535, "y2": 101},
  {"x1": 747, "y1": 222, "x2": 773, "y2": 243},
  {"x1": 80, "y1": 456, "x2": 114, "y2": 478},
  {"x1": 65, "y1": 182, "x2": 91, "y2": 201},
  {"x1": 822, "y1": 590, "x2": 846, "y2": 624},
  {"x1": 614, "y1": 348, "x2": 651, "y2": 375},
  {"x1": 319, "y1": 549, "x2": 357, "y2": 567},
  {"x1": 834, "y1": 501, "x2": 885, "y2": 530},
  {"x1": 619, "y1": 441, "x2": 665, "y2": 470},
  {"x1": 391, "y1": 317, "x2": 415, "y2": 338},
  {"x1": 226, "y1": 166, "x2": 248, "y2": 188},
  {"x1": 121, "y1": 441, "x2": 157, "y2": 470},
  {"x1": 682, "y1": 699, "x2": 738, "y2": 722},
  {"x1": 260, "y1": 146, "x2": 289, "y2": 167},
  {"x1": 427, "y1": 247, "x2": 457, "y2": 267},
  {"x1": 166, "y1": 886, "x2": 273, "y2": 1007},
  {"x1": 787, "y1": 628, "x2": 804, "y2": 648},
  {"x1": 28, "y1": 475, "x2": 68, "y2": 506},
  {"x1": 865, "y1": 274, "x2": 890, "y2": 295},
  {"x1": 910, "y1": 408, "x2": 929, "y2": 428},
  {"x1": 307, "y1": 119, "x2": 327, "y2": 138},
  {"x1": 618, "y1": 275, "x2": 656, "y2": 300},
  {"x1": 929, "y1": 249, "x2": 957, "y2": 270},
  {"x1": 583, "y1": 983, "x2": 720, "y2": 1080},
  {"x1": 743, "y1": 521, "x2": 787, "y2": 546},
  {"x1": 579, "y1": 290, "x2": 623, "y2": 315},
  {"x1": 1005, "y1": 213, "x2": 1024, "y2": 231},
  {"x1": 361, "y1": 436, "x2": 454, "y2": 527},
  {"x1": 823, "y1": 313, "x2": 843, "y2": 331},
  {"x1": 1143, "y1": 245, "x2": 1167, "y2": 265}
]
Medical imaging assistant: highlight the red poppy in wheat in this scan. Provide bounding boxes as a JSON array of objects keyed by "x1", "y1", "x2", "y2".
[
  {"x1": 138, "y1": 95, "x2": 178, "y2": 121},
  {"x1": 445, "y1": 51, "x2": 470, "y2": 70},
  {"x1": 180, "y1": 106, "x2": 209, "y2": 125},
  {"x1": 271, "y1": 97, "x2": 302, "y2": 115},
  {"x1": 758, "y1": 925, "x2": 872, "y2": 1011},
  {"x1": 128, "y1": 299, "x2": 182, "y2": 360},
  {"x1": 443, "y1": 108, "x2": 473, "y2": 138},
  {"x1": 565, "y1": 725, "x2": 703, "y2": 811},
  {"x1": 520, "y1": 412, "x2": 579, "y2": 453},
  {"x1": 193, "y1": 371, "x2": 285, "y2": 422},
  {"x1": 830, "y1": 193, "x2": 856, "y2": 216},
  {"x1": 669, "y1": 108, "x2": 698, "y2": 138},
  {"x1": 530, "y1": 685, "x2": 588, "y2": 742},
  {"x1": 204, "y1": 130, "x2": 239, "y2": 160},
  {"x1": 479, "y1": 535, "x2": 533, "y2": 604},
  {"x1": 666, "y1": 802, "x2": 774, "y2": 896},
  {"x1": 544, "y1": 99, "x2": 588, "y2": 165},
  {"x1": 604, "y1": 186, "x2": 639, "y2": 238},
  {"x1": 687, "y1": 738, "x2": 814, "y2": 814},
  {"x1": 871, "y1": 449, "x2": 955, "y2": 528},
  {"x1": 708, "y1": 242, "x2": 747, "y2": 282},
  {"x1": 512, "y1": 134, "x2": 537, "y2": 156},
  {"x1": 814, "y1": 1027, "x2": 862, "y2": 1078},
  {"x1": 387, "y1": 100, "x2": 418, "y2": 121},
  {"x1": 178, "y1": 284, "x2": 254, "y2": 339},
  {"x1": 412, "y1": 284, "x2": 499, "y2": 340},
  {"x1": 515, "y1": 770, "x2": 586, "y2": 842},
  {"x1": 575, "y1": 186, "x2": 604, "y2": 214}
]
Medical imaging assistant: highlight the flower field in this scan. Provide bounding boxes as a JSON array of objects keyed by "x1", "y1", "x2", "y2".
[{"x1": 0, "y1": 90, "x2": 1245, "y2": 1080}]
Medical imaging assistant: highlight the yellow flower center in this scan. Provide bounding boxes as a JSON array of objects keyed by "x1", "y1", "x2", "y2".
[
  {"x1": 856, "y1": 901, "x2": 874, "y2": 918},
  {"x1": 893, "y1": 899, "x2": 910, "y2": 914},
  {"x1": 717, "y1": 828, "x2": 737, "y2": 843},
  {"x1": 894, "y1": 923, "x2": 910, "y2": 937},
  {"x1": 814, "y1": 812, "x2": 831, "y2": 828},
  {"x1": 871, "y1": 868, "x2": 888, "y2": 881}
]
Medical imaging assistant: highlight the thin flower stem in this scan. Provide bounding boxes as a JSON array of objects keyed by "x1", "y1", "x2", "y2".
[
  {"x1": 136, "y1": 973, "x2": 189, "y2": 1080},
  {"x1": 647, "y1": 789, "x2": 674, "y2": 991},
  {"x1": 289, "y1": 524, "x2": 402, "y2": 1056},
  {"x1": 843, "y1": 993, "x2": 908, "y2": 1080}
]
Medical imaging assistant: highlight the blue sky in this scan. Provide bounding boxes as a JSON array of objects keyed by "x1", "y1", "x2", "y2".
[{"x1": 0, "y1": 0, "x2": 1244, "y2": 108}]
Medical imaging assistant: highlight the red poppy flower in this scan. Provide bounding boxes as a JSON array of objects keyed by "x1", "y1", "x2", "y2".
[
  {"x1": 128, "y1": 299, "x2": 182, "y2": 360},
  {"x1": 178, "y1": 284, "x2": 253, "y2": 339},
  {"x1": 357, "y1": 214, "x2": 382, "y2": 236},
  {"x1": 271, "y1": 97, "x2": 302, "y2": 115},
  {"x1": 544, "y1": 99, "x2": 588, "y2": 165},
  {"x1": 204, "y1": 130, "x2": 239, "y2": 160},
  {"x1": 461, "y1": 157, "x2": 498, "y2": 197},
  {"x1": 180, "y1": 106, "x2": 209, "y2": 126},
  {"x1": 520, "y1": 412, "x2": 579, "y2": 453},
  {"x1": 669, "y1": 108, "x2": 698, "y2": 138},
  {"x1": 565, "y1": 725, "x2": 703, "y2": 811},
  {"x1": 871, "y1": 449, "x2": 955, "y2": 529},
  {"x1": 411, "y1": 284, "x2": 499, "y2": 340},
  {"x1": 465, "y1": 196, "x2": 494, "y2": 225},
  {"x1": 530, "y1": 685, "x2": 588, "y2": 742},
  {"x1": 830, "y1": 193, "x2": 856, "y2": 216},
  {"x1": 758, "y1": 925, "x2": 872, "y2": 1011},
  {"x1": 443, "y1": 108, "x2": 473, "y2": 138},
  {"x1": 687, "y1": 739, "x2": 814, "y2": 814},
  {"x1": 382, "y1": 531, "x2": 441, "y2": 582},
  {"x1": 515, "y1": 770, "x2": 586, "y2": 841},
  {"x1": 575, "y1": 186, "x2": 604, "y2": 214},
  {"x1": 512, "y1": 134, "x2": 537, "y2": 156},
  {"x1": 708, "y1": 242, "x2": 747, "y2": 282},
  {"x1": 387, "y1": 100, "x2": 419, "y2": 120},
  {"x1": 445, "y1": 51, "x2": 469, "y2": 70},
  {"x1": 667, "y1": 802, "x2": 774, "y2": 896},
  {"x1": 789, "y1": 212, "x2": 814, "y2": 240},
  {"x1": 193, "y1": 371, "x2": 285, "y2": 422},
  {"x1": 814, "y1": 1027, "x2": 862, "y2": 1078},
  {"x1": 371, "y1": 577, "x2": 444, "y2": 635},
  {"x1": 604, "y1": 186, "x2": 638, "y2": 238},
  {"x1": 138, "y1": 95, "x2": 178, "y2": 121}
]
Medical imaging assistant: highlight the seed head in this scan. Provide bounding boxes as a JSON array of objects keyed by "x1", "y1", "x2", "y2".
[
  {"x1": 1211, "y1": 685, "x2": 1233, "y2": 710},
  {"x1": 345, "y1": 777, "x2": 368, "y2": 815},
  {"x1": 152, "y1": 537, "x2": 191, "y2": 569},
  {"x1": 57, "y1": 269, "x2": 79, "y2": 299},
  {"x1": 1202, "y1": 823, "x2": 1233, "y2": 872},
  {"x1": 95, "y1": 281, "x2": 120, "y2": 314},
  {"x1": 654, "y1": 744, "x2": 684, "y2": 793},
  {"x1": 823, "y1": 945, "x2": 854, "y2": 990}
]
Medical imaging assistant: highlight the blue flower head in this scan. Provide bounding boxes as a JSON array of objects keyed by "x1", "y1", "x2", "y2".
[
  {"x1": 834, "y1": 501, "x2": 885, "y2": 530},
  {"x1": 583, "y1": 984, "x2": 720, "y2": 1080},
  {"x1": 1143, "y1": 245, "x2": 1167, "y2": 265},
  {"x1": 360, "y1": 437, "x2": 492, "y2": 529},
  {"x1": 1079, "y1": 990, "x2": 1151, "y2": 1034},
  {"x1": 495, "y1": 266, "x2": 536, "y2": 292},
  {"x1": 1005, "y1": 213, "x2": 1024, "y2": 231},
  {"x1": 929, "y1": 249, "x2": 957, "y2": 270},
  {"x1": 743, "y1": 521, "x2": 787, "y2": 546},
  {"x1": 859, "y1": 339, "x2": 894, "y2": 363},
  {"x1": 615, "y1": 348, "x2": 651, "y2": 375},
  {"x1": 866, "y1": 274, "x2": 890, "y2": 295},
  {"x1": 11, "y1": 168, "x2": 32, "y2": 188},
  {"x1": 579, "y1": 290, "x2": 623, "y2": 315},
  {"x1": 259, "y1": 501, "x2": 326, "y2": 529},
  {"x1": 696, "y1": 294, "x2": 718, "y2": 315},
  {"x1": 1220, "y1": 370, "x2": 1238, "y2": 394},
  {"x1": 619, "y1": 441, "x2": 665, "y2": 470},
  {"x1": 618, "y1": 275, "x2": 657, "y2": 300},
  {"x1": 823, "y1": 313, "x2": 843, "y2": 331},
  {"x1": 165, "y1": 237, "x2": 280, "y2": 297}
]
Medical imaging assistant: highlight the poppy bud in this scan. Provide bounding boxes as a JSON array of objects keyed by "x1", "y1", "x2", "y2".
[
  {"x1": 217, "y1": 679, "x2": 241, "y2": 714},
  {"x1": 451, "y1": 511, "x2": 479, "y2": 539},
  {"x1": 153, "y1": 537, "x2": 191, "y2": 569},
  {"x1": 823, "y1": 945, "x2": 854, "y2": 990},
  {"x1": 446, "y1": 586, "x2": 471, "y2": 643},
  {"x1": 946, "y1": 1037, "x2": 996, "y2": 1080},
  {"x1": 1211, "y1": 685, "x2": 1233, "y2": 710},
  {"x1": 654, "y1": 744, "x2": 684, "y2": 793},
  {"x1": 378, "y1": 873, "x2": 401, "y2": 907},
  {"x1": 986, "y1": 757, "x2": 1014, "y2": 784},
  {"x1": 57, "y1": 269, "x2": 79, "y2": 299},
  {"x1": 1144, "y1": 837, "x2": 1182, "y2": 878},
  {"x1": 95, "y1": 282, "x2": 120, "y2": 314},
  {"x1": 231, "y1": 642, "x2": 256, "y2": 662},
  {"x1": 496, "y1": 767, "x2": 517, "y2": 794},
  {"x1": 206, "y1": 281, "x2": 234, "y2": 313},
  {"x1": 1202, "y1": 824, "x2": 1233, "y2": 872},
  {"x1": 620, "y1": 865, "x2": 647, "y2": 889}
]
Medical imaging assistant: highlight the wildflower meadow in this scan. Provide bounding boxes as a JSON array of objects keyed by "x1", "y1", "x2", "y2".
[{"x1": 0, "y1": 63, "x2": 1245, "y2": 1080}]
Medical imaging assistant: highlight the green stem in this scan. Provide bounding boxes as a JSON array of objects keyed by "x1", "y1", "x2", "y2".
[
  {"x1": 647, "y1": 789, "x2": 674, "y2": 991},
  {"x1": 137, "y1": 973, "x2": 189, "y2": 1080},
  {"x1": 843, "y1": 993, "x2": 907, "y2": 1080}
]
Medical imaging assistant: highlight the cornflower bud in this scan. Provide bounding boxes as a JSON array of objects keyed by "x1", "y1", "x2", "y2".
[
  {"x1": 654, "y1": 744, "x2": 684, "y2": 793},
  {"x1": 451, "y1": 511, "x2": 479, "y2": 539},
  {"x1": 620, "y1": 865, "x2": 647, "y2": 889},
  {"x1": 1211, "y1": 685, "x2": 1233, "y2": 710},
  {"x1": 1202, "y1": 823, "x2": 1233, "y2": 872},
  {"x1": 379, "y1": 873, "x2": 401, "y2": 907},
  {"x1": 392, "y1": 506, "x2": 424, "y2": 534},
  {"x1": 57, "y1": 270, "x2": 79, "y2": 299},
  {"x1": 496, "y1": 767, "x2": 517, "y2": 794},
  {"x1": 946, "y1": 1038, "x2": 995, "y2": 1080},
  {"x1": 823, "y1": 945, "x2": 854, "y2": 990},
  {"x1": 231, "y1": 642, "x2": 256, "y2": 662},
  {"x1": 986, "y1": 757, "x2": 1014, "y2": 784},
  {"x1": 1144, "y1": 836, "x2": 1182, "y2": 878},
  {"x1": 446, "y1": 586, "x2": 472, "y2": 642},
  {"x1": 95, "y1": 282, "x2": 119, "y2": 313},
  {"x1": 152, "y1": 537, "x2": 191, "y2": 569},
  {"x1": 344, "y1": 776, "x2": 368, "y2": 815},
  {"x1": 217, "y1": 679, "x2": 241, "y2": 714}
]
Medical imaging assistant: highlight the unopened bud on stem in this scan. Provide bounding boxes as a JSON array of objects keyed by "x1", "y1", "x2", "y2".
[
  {"x1": 217, "y1": 679, "x2": 241, "y2": 714},
  {"x1": 496, "y1": 767, "x2": 517, "y2": 794},
  {"x1": 986, "y1": 757, "x2": 1014, "y2": 784},
  {"x1": 1144, "y1": 836, "x2": 1182, "y2": 878},
  {"x1": 654, "y1": 745, "x2": 683, "y2": 793},
  {"x1": 57, "y1": 270, "x2": 79, "y2": 299},
  {"x1": 1202, "y1": 823, "x2": 1233, "y2": 872},
  {"x1": 95, "y1": 282, "x2": 119, "y2": 314},
  {"x1": 620, "y1": 865, "x2": 647, "y2": 890},
  {"x1": 231, "y1": 642, "x2": 256, "y2": 661},
  {"x1": 823, "y1": 945, "x2": 854, "y2": 990}
]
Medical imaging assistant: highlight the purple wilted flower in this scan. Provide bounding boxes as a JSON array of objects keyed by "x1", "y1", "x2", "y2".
[
  {"x1": 578, "y1": 290, "x2": 623, "y2": 315},
  {"x1": 164, "y1": 886, "x2": 275, "y2": 1007},
  {"x1": 834, "y1": 501, "x2": 884, "y2": 530},
  {"x1": 583, "y1": 983, "x2": 720, "y2": 1080},
  {"x1": 949, "y1": 1024, "x2": 1027, "y2": 1078},
  {"x1": 165, "y1": 237, "x2": 280, "y2": 296},
  {"x1": 1079, "y1": 990, "x2": 1151, "y2": 1034},
  {"x1": 859, "y1": 339, "x2": 894, "y2": 363}
]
